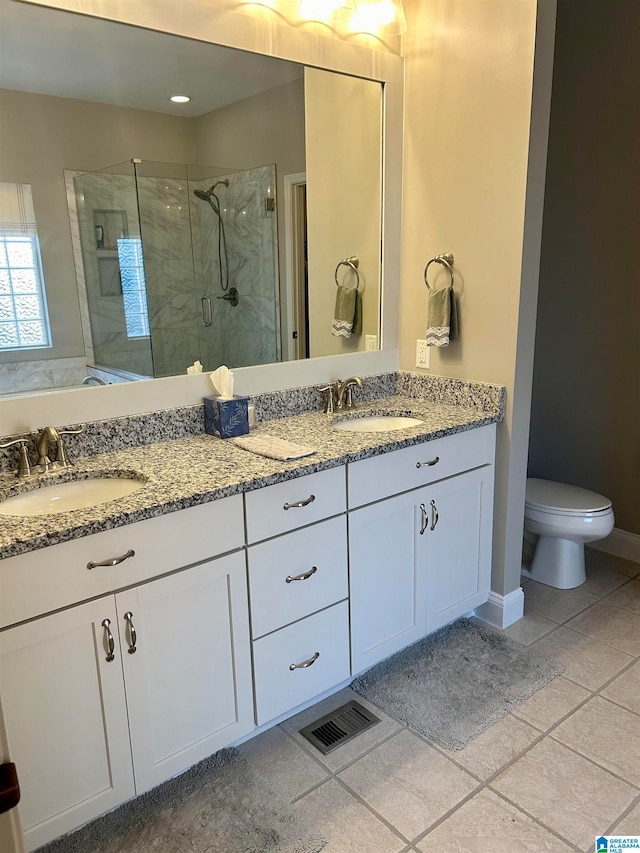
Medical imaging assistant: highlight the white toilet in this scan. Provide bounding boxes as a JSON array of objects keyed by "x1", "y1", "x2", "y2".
[{"x1": 523, "y1": 478, "x2": 614, "y2": 589}]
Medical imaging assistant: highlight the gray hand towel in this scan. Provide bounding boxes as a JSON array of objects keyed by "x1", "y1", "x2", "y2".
[
  {"x1": 332, "y1": 284, "x2": 360, "y2": 337},
  {"x1": 426, "y1": 286, "x2": 458, "y2": 347}
]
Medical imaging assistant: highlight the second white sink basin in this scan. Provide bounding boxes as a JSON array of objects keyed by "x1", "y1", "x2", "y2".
[
  {"x1": 0, "y1": 475, "x2": 146, "y2": 517},
  {"x1": 333, "y1": 415, "x2": 424, "y2": 433}
]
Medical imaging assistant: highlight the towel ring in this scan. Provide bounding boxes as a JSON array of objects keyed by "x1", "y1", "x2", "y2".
[
  {"x1": 335, "y1": 256, "x2": 361, "y2": 291},
  {"x1": 424, "y1": 252, "x2": 454, "y2": 291}
]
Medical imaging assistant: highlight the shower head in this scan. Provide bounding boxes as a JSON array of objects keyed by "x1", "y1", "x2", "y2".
[{"x1": 193, "y1": 179, "x2": 229, "y2": 201}]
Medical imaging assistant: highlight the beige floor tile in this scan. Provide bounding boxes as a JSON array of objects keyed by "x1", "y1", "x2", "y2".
[
  {"x1": 441, "y1": 715, "x2": 540, "y2": 780},
  {"x1": 533, "y1": 627, "x2": 633, "y2": 690},
  {"x1": 565, "y1": 602, "x2": 640, "y2": 656},
  {"x1": 552, "y1": 696, "x2": 640, "y2": 787},
  {"x1": 338, "y1": 729, "x2": 478, "y2": 840},
  {"x1": 279, "y1": 687, "x2": 402, "y2": 772},
  {"x1": 522, "y1": 580, "x2": 597, "y2": 623},
  {"x1": 240, "y1": 725, "x2": 329, "y2": 800},
  {"x1": 491, "y1": 738, "x2": 636, "y2": 850},
  {"x1": 416, "y1": 788, "x2": 575, "y2": 852},
  {"x1": 605, "y1": 579, "x2": 640, "y2": 615},
  {"x1": 601, "y1": 659, "x2": 640, "y2": 714},
  {"x1": 499, "y1": 611, "x2": 558, "y2": 646},
  {"x1": 613, "y1": 800, "x2": 640, "y2": 834},
  {"x1": 296, "y1": 778, "x2": 405, "y2": 853},
  {"x1": 512, "y1": 676, "x2": 591, "y2": 731},
  {"x1": 585, "y1": 548, "x2": 640, "y2": 581}
]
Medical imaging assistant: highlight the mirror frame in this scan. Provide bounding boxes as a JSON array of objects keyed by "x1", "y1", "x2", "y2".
[{"x1": 1, "y1": 0, "x2": 403, "y2": 435}]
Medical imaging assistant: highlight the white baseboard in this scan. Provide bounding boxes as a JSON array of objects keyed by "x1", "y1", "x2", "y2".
[
  {"x1": 473, "y1": 587, "x2": 525, "y2": 630},
  {"x1": 589, "y1": 527, "x2": 640, "y2": 564}
]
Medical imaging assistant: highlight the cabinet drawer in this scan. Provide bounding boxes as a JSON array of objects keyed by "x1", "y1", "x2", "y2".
[
  {"x1": 0, "y1": 495, "x2": 244, "y2": 628},
  {"x1": 253, "y1": 600, "x2": 350, "y2": 725},
  {"x1": 244, "y1": 466, "x2": 346, "y2": 543},
  {"x1": 248, "y1": 516, "x2": 348, "y2": 638},
  {"x1": 348, "y1": 424, "x2": 496, "y2": 508}
]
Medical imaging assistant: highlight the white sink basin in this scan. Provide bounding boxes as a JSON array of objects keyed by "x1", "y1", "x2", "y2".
[
  {"x1": 0, "y1": 476, "x2": 146, "y2": 517},
  {"x1": 333, "y1": 415, "x2": 424, "y2": 433}
]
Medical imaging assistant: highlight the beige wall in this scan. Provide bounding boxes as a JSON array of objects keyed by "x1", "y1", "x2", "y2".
[
  {"x1": 399, "y1": 0, "x2": 554, "y2": 598},
  {"x1": 0, "y1": 89, "x2": 195, "y2": 364},
  {"x1": 304, "y1": 69, "x2": 382, "y2": 357},
  {"x1": 529, "y1": 0, "x2": 640, "y2": 535}
]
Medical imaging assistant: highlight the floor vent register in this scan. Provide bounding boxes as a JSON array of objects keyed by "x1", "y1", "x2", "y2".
[{"x1": 299, "y1": 700, "x2": 380, "y2": 755}]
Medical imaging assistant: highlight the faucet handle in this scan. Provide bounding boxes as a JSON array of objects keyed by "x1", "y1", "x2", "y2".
[
  {"x1": 318, "y1": 383, "x2": 337, "y2": 414},
  {"x1": 0, "y1": 438, "x2": 33, "y2": 478},
  {"x1": 56, "y1": 426, "x2": 84, "y2": 468}
]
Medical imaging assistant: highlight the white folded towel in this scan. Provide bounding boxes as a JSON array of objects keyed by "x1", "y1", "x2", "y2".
[{"x1": 232, "y1": 434, "x2": 317, "y2": 461}]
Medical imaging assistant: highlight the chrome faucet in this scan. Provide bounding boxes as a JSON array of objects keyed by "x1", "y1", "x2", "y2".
[{"x1": 336, "y1": 376, "x2": 363, "y2": 410}]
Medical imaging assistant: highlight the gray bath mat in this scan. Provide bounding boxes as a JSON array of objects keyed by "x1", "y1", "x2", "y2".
[
  {"x1": 36, "y1": 747, "x2": 325, "y2": 853},
  {"x1": 352, "y1": 618, "x2": 563, "y2": 750}
]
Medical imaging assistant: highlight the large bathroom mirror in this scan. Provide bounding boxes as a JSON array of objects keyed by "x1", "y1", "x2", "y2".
[{"x1": 0, "y1": 0, "x2": 389, "y2": 398}]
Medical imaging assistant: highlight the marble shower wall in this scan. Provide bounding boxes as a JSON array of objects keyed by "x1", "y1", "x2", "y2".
[
  {"x1": 74, "y1": 171, "x2": 154, "y2": 377},
  {"x1": 193, "y1": 164, "x2": 280, "y2": 370}
]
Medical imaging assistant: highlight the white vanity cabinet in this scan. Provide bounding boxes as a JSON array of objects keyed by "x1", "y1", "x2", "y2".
[
  {"x1": 348, "y1": 425, "x2": 496, "y2": 674},
  {"x1": 245, "y1": 467, "x2": 351, "y2": 725},
  {"x1": 0, "y1": 497, "x2": 253, "y2": 851}
]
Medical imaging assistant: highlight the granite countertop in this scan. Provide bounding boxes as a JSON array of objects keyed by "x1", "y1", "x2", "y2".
[{"x1": 0, "y1": 393, "x2": 502, "y2": 560}]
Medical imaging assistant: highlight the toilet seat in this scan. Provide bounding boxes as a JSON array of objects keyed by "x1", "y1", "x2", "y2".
[{"x1": 525, "y1": 478, "x2": 611, "y2": 516}]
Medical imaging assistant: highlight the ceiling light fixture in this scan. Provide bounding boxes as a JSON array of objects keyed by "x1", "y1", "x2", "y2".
[{"x1": 170, "y1": 94, "x2": 191, "y2": 103}]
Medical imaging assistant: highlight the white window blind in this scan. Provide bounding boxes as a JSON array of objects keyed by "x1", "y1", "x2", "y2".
[{"x1": 0, "y1": 182, "x2": 50, "y2": 350}]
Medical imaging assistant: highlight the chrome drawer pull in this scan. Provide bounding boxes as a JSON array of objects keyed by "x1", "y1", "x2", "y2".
[
  {"x1": 283, "y1": 494, "x2": 315, "y2": 510},
  {"x1": 87, "y1": 549, "x2": 135, "y2": 570},
  {"x1": 289, "y1": 651, "x2": 320, "y2": 671},
  {"x1": 430, "y1": 499, "x2": 439, "y2": 530},
  {"x1": 416, "y1": 456, "x2": 440, "y2": 469},
  {"x1": 101, "y1": 618, "x2": 115, "y2": 662},
  {"x1": 286, "y1": 566, "x2": 318, "y2": 583},
  {"x1": 124, "y1": 611, "x2": 137, "y2": 654},
  {"x1": 419, "y1": 503, "x2": 428, "y2": 535}
]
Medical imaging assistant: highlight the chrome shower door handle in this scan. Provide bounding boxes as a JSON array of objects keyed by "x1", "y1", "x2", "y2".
[
  {"x1": 430, "y1": 499, "x2": 439, "y2": 531},
  {"x1": 124, "y1": 611, "x2": 137, "y2": 654},
  {"x1": 101, "y1": 618, "x2": 115, "y2": 662},
  {"x1": 201, "y1": 296, "x2": 212, "y2": 326}
]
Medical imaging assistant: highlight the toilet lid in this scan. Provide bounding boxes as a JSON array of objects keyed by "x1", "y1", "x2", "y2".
[{"x1": 526, "y1": 478, "x2": 612, "y2": 514}]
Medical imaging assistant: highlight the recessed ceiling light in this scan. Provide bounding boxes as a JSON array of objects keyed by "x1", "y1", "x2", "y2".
[{"x1": 170, "y1": 95, "x2": 191, "y2": 104}]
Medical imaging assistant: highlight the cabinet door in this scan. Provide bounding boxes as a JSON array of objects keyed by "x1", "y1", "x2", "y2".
[
  {"x1": 0, "y1": 599, "x2": 134, "y2": 852},
  {"x1": 425, "y1": 466, "x2": 494, "y2": 633},
  {"x1": 349, "y1": 489, "x2": 427, "y2": 675},
  {"x1": 116, "y1": 551, "x2": 253, "y2": 793}
]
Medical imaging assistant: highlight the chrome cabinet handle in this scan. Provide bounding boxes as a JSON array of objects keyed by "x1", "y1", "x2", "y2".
[
  {"x1": 201, "y1": 295, "x2": 212, "y2": 326},
  {"x1": 419, "y1": 503, "x2": 428, "y2": 535},
  {"x1": 283, "y1": 494, "x2": 315, "y2": 510},
  {"x1": 124, "y1": 611, "x2": 137, "y2": 654},
  {"x1": 430, "y1": 499, "x2": 439, "y2": 531},
  {"x1": 289, "y1": 651, "x2": 320, "y2": 671},
  {"x1": 101, "y1": 618, "x2": 115, "y2": 662},
  {"x1": 286, "y1": 566, "x2": 318, "y2": 583},
  {"x1": 87, "y1": 549, "x2": 135, "y2": 570},
  {"x1": 416, "y1": 456, "x2": 439, "y2": 469}
]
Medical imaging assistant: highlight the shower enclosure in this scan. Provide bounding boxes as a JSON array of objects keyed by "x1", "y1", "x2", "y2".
[{"x1": 72, "y1": 159, "x2": 280, "y2": 379}]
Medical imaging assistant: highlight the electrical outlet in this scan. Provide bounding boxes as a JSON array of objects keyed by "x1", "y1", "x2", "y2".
[
  {"x1": 416, "y1": 339, "x2": 429, "y2": 368},
  {"x1": 365, "y1": 334, "x2": 378, "y2": 351}
]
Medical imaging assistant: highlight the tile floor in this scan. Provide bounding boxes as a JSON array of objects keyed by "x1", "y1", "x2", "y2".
[{"x1": 240, "y1": 548, "x2": 640, "y2": 852}]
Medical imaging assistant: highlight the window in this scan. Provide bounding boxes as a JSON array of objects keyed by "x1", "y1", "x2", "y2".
[
  {"x1": 0, "y1": 183, "x2": 50, "y2": 350},
  {"x1": 116, "y1": 237, "x2": 150, "y2": 338}
]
